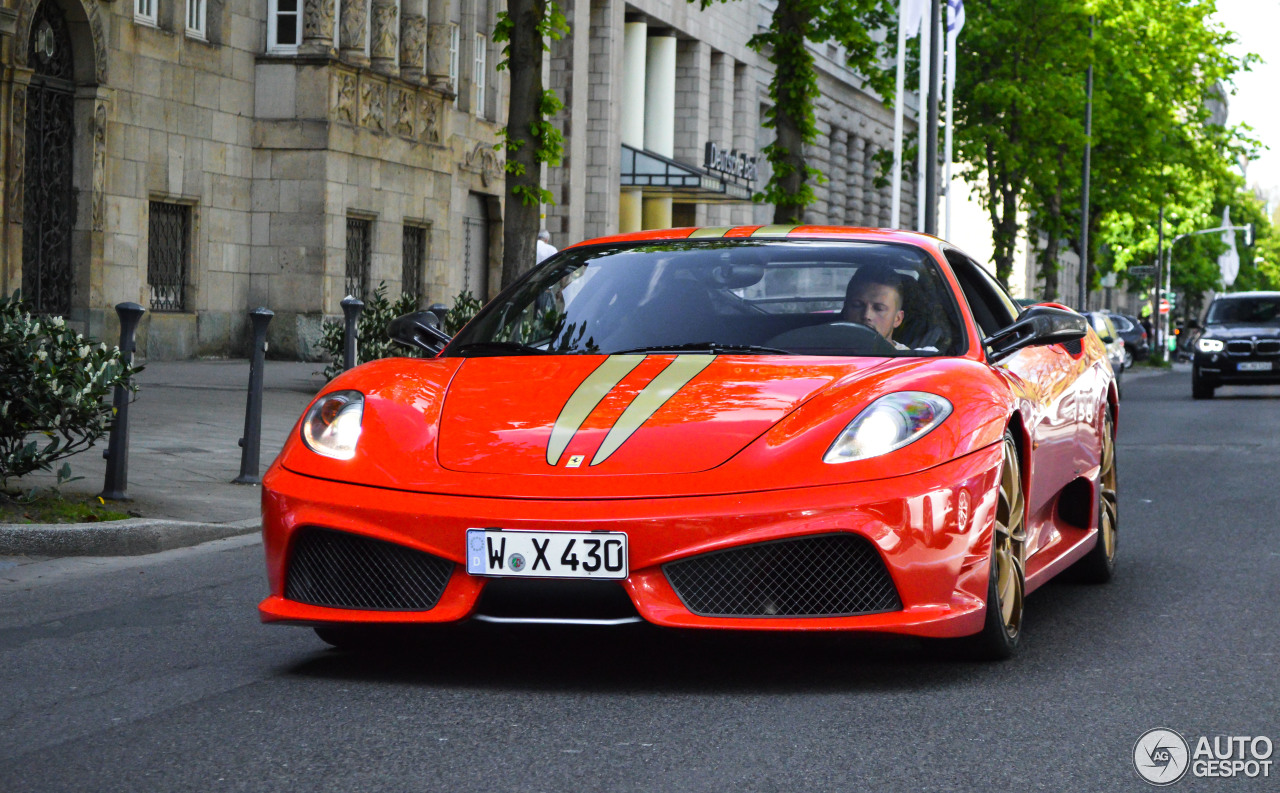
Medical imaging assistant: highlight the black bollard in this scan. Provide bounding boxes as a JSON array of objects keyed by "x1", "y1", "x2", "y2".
[
  {"x1": 100, "y1": 302, "x2": 146, "y2": 501},
  {"x1": 234, "y1": 307, "x2": 274, "y2": 485},
  {"x1": 341, "y1": 295, "x2": 364, "y2": 371}
]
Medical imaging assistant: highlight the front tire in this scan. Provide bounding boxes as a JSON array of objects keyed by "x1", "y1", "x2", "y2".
[
  {"x1": 1191, "y1": 366, "x2": 1216, "y2": 399},
  {"x1": 959, "y1": 431, "x2": 1025, "y2": 660},
  {"x1": 1074, "y1": 407, "x2": 1117, "y2": 583}
]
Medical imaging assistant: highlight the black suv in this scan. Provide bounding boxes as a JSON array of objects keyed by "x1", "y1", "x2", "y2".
[{"x1": 1191, "y1": 292, "x2": 1280, "y2": 399}]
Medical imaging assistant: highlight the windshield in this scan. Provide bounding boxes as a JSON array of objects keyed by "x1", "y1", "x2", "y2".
[
  {"x1": 445, "y1": 240, "x2": 966, "y2": 357},
  {"x1": 1206, "y1": 297, "x2": 1280, "y2": 325}
]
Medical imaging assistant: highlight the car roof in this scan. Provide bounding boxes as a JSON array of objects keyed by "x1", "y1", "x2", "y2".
[
  {"x1": 1211, "y1": 291, "x2": 1280, "y2": 300},
  {"x1": 569, "y1": 225, "x2": 946, "y2": 249}
]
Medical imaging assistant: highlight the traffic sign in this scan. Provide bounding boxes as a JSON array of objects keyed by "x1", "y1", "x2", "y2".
[
  {"x1": 1159, "y1": 299, "x2": 1170, "y2": 314},
  {"x1": 1130, "y1": 265, "x2": 1156, "y2": 277}
]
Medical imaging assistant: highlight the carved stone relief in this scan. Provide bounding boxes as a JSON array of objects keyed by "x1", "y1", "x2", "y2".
[
  {"x1": 425, "y1": 23, "x2": 453, "y2": 94},
  {"x1": 400, "y1": 14, "x2": 427, "y2": 77},
  {"x1": 91, "y1": 101, "x2": 107, "y2": 231},
  {"x1": 359, "y1": 79, "x2": 386, "y2": 132},
  {"x1": 303, "y1": 0, "x2": 335, "y2": 46},
  {"x1": 463, "y1": 141, "x2": 503, "y2": 188},
  {"x1": 9, "y1": 89, "x2": 27, "y2": 224},
  {"x1": 333, "y1": 71, "x2": 358, "y2": 123},
  {"x1": 339, "y1": 0, "x2": 368, "y2": 62},
  {"x1": 417, "y1": 94, "x2": 441, "y2": 144},
  {"x1": 389, "y1": 88, "x2": 414, "y2": 138},
  {"x1": 370, "y1": 0, "x2": 399, "y2": 67}
]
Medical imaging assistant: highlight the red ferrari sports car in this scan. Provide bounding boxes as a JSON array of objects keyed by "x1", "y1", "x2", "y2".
[{"x1": 260, "y1": 225, "x2": 1119, "y2": 659}]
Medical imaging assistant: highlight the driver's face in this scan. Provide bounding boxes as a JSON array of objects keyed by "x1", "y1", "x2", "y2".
[{"x1": 843, "y1": 283, "x2": 904, "y2": 340}]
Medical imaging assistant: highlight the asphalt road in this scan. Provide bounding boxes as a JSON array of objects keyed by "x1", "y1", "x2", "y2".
[{"x1": 2, "y1": 366, "x2": 1277, "y2": 792}]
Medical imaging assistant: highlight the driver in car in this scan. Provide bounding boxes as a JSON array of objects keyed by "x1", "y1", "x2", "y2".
[{"x1": 842, "y1": 264, "x2": 910, "y2": 351}]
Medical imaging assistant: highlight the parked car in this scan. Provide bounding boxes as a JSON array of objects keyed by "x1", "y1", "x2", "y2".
[
  {"x1": 1106, "y1": 312, "x2": 1149, "y2": 366},
  {"x1": 1191, "y1": 291, "x2": 1280, "y2": 399},
  {"x1": 1087, "y1": 311, "x2": 1126, "y2": 397},
  {"x1": 260, "y1": 227, "x2": 1118, "y2": 660}
]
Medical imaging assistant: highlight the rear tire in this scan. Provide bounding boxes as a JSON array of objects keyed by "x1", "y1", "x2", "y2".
[
  {"x1": 1191, "y1": 367, "x2": 1216, "y2": 399},
  {"x1": 957, "y1": 431, "x2": 1024, "y2": 661}
]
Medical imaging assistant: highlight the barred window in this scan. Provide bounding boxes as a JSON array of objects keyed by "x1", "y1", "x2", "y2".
[
  {"x1": 346, "y1": 217, "x2": 372, "y2": 300},
  {"x1": 186, "y1": 0, "x2": 207, "y2": 39},
  {"x1": 135, "y1": 0, "x2": 157, "y2": 25},
  {"x1": 148, "y1": 202, "x2": 191, "y2": 312},
  {"x1": 402, "y1": 225, "x2": 428, "y2": 303},
  {"x1": 267, "y1": 0, "x2": 301, "y2": 54}
]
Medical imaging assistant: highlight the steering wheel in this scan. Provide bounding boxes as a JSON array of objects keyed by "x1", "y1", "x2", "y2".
[{"x1": 766, "y1": 321, "x2": 899, "y2": 356}]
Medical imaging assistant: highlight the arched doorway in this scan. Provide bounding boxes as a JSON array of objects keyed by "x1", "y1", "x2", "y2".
[{"x1": 21, "y1": 0, "x2": 76, "y2": 314}]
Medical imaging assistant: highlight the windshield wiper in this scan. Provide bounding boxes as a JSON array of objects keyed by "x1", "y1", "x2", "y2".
[
  {"x1": 610, "y1": 341, "x2": 792, "y2": 355},
  {"x1": 449, "y1": 340, "x2": 551, "y2": 357}
]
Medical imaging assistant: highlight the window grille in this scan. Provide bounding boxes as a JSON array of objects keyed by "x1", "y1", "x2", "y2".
[
  {"x1": 148, "y1": 202, "x2": 191, "y2": 312},
  {"x1": 402, "y1": 225, "x2": 427, "y2": 303},
  {"x1": 346, "y1": 217, "x2": 372, "y2": 300},
  {"x1": 473, "y1": 33, "x2": 486, "y2": 117},
  {"x1": 268, "y1": 0, "x2": 302, "y2": 53},
  {"x1": 135, "y1": 0, "x2": 157, "y2": 25},
  {"x1": 186, "y1": 0, "x2": 207, "y2": 39}
]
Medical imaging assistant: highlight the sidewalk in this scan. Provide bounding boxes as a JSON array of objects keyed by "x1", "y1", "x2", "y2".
[{"x1": 0, "y1": 359, "x2": 329, "y2": 557}]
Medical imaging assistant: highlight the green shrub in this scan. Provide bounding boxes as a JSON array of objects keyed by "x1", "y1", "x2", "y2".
[
  {"x1": 0, "y1": 292, "x2": 139, "y2": 486},
  {"x1": 319, "y1": 283, "x2": 421, "y2": 379},
  {"x1": 443, "y1": 290, "x2": 483, "y2": 335},
  {"x1": 318, "y1": 286, "x2": 486, "y2": 379}
]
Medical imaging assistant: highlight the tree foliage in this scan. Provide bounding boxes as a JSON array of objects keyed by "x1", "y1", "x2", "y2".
[
  {"x1": 496, "y1": 0, "x2": 569, "y2": 289},
  {"x1": 698, "y1": 0, "x2": 896, "y2": 223},
  {"x1": 952, "y1": 0, "x2": 1258, "y2": 299}
]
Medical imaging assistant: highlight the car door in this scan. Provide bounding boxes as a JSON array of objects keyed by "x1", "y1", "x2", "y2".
[{"x1": 944, "y1": 250, "x2": 1081, "y2": 552}]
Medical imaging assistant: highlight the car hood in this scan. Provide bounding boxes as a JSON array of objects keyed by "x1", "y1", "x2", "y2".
[
  {"x1": 436, "y1": 355, "x2": 884, "y2": 475},
  {"x1": 1201, "y1": 324, "x2": 1280, "y2": 339}
]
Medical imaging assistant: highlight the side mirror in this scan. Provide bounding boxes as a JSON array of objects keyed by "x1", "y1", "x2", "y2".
[
  {"x1": 388, "y1": 310, "x2": 452, "y2": 355},
  {"x1": 984, "y1": 305, "x2": 1088, "y2": 362}
]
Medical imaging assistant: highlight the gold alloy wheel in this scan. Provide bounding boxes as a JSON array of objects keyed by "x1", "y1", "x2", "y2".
[
  {"x1": 1098, "y1": 409, "x2": 1118, "y2": 563},
  {"x1": 993, "y1": 436, "x2": 1026, "y2": 639}
]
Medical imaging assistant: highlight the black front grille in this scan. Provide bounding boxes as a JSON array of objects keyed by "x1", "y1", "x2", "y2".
[
  {"x1": 285, "y1": 528, "x2": 454, "y2": 611},
  {"x1": 663, "y1": 534, "x2": 901, "y2": 618},
  {"x1": 1226, "y1": 340, "x2": 1253, "y2": 355},
  {"x1": 1256, "y1": 340, "x2": 1280, "y2": 355}
]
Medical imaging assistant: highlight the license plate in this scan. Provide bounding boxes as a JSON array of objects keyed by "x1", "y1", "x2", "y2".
[
  {"x1": 465, "y1": 529, "x2": 628, "y2": 580},
  {"x1": 1238, "y1": 361, "x2": 1273, "y2": 372}
]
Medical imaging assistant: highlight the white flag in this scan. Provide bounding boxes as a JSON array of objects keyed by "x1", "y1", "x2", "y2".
[
  {"x1": 947, "y1": 0, "x2": 965, "y2": 39},
  {"x1": 902, "y1": 0, "x2": 927, "y2": 39},
  {"x1": 1219, "y1": 206, "x2": 1240, "y2": 287}
]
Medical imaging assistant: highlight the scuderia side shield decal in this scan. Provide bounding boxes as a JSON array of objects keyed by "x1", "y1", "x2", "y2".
[{"x1": 546, "y1": 354, "x2": 715, "y2": 467}]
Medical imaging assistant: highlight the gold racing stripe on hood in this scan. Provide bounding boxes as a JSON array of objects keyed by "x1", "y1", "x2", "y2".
[
  {"x1": 750, "y1": 224, "x2": 799, "y2": 237},
  {"x1": 590, "y1": 354, "x2": 716, "y2": 466},
  {"x1": 687, "y1": 227, "x2": 733, "y2": 238},
  {"x1": 546, "y1": 355, "x2": 644, "y2": 466}
]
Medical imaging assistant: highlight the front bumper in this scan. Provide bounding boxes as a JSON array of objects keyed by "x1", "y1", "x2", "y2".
[
  {"x1": 259, "y1": 443, "x2": 1003, "y2": 638},
  {"x1": 1194, "y1": 352, "x2": 1280, "y2": 384}
]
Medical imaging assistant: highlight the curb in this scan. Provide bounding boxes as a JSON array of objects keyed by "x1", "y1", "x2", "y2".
[{"x1": 0, "y1": 517, "x2": 260, "y2": 557}]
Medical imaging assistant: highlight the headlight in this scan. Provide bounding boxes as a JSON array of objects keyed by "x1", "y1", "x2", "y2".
[
  {"x1": 301, "y1": 390, "x2": 364, "y2": 459},
  {"x1": 824, "y1": 392, "x2": 952, "y2": 464},
  {"x1": 1197, "y1": 338, "x2": 1223, "y2": 353}
]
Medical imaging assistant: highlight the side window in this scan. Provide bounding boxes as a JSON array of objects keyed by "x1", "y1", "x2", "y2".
[{"x1": 944, "y1": 249, "x2": 1019, "y2": 336}]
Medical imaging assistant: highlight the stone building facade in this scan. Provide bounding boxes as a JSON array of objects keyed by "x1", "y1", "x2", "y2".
[{"x1": 0, "y1": 0, "x2": 917, "y2": 360}]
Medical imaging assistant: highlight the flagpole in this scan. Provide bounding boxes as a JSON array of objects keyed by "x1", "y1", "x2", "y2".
[
  {"x1": 916, "y1": 3, "x2": 930, "y2": 232},
  {"x1": 943, "y1": 8, "x2": 956, "y2": 239},
  {"x1": 890, "y1": 3, "x2": 909, "y2": 228}
]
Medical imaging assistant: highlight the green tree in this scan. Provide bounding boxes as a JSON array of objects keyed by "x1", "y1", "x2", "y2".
[
  {"x1": 495, "y1": 0, "x2": 568, "y2": 288},
  {"x1": 698, "y1": 0, "x2": 896, "y2": 223}
]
